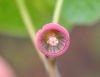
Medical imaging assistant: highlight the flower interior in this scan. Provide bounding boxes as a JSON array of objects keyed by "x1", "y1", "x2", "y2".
[{"x1": 41, "y1": 30, "x2": 66, "y2": 53}]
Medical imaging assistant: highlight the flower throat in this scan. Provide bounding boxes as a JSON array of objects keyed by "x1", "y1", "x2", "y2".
[{"x1": 42, "y1": 30, "x2": 60, "y2": 46}]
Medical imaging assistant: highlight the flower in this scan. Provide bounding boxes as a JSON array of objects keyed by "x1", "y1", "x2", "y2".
[
  {"x1": 0, "y1": 56, "x2": 16, "y2": 77},
  {"x1": 36, "y1": 23, "x2": 70, "y2": 57}
]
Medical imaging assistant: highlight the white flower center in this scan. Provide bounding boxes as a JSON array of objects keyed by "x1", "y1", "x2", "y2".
[{"x1": 47, "y1": 36, "x2": 59, "y2": 46}]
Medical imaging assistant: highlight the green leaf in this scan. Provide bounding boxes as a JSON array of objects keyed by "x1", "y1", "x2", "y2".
[
  {"x1": 24, "y1": 0, "x2": 55, "y2": 31},
  {"x1": 0, "y1": 0, "x2": 55, "y2": 37},
  {"x1": 0, "y1": 0, "x2": 28, "y2": 36},
  {"x1": 0, "y1": 0, "x2": 100, "y2": 36},
  {"x1": 61, "y1": 0, "x2": 100, "y2": 24}
]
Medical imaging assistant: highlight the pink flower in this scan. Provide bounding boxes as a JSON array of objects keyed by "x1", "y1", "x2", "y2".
[
  {"x1": 0, "y1": 56, "x2": 16, "y2": 77},
  {"x1": 36, "y1": 23, "x2": 70, "y2": 57}
]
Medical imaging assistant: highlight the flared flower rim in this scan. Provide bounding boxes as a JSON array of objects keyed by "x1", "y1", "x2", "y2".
[{"x1": 36, "y1": 23, "x2": 70, "y2": 57}]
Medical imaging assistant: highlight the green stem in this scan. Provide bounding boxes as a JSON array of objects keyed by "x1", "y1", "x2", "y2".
[
  {"x1": 16, "y1": 0, "x2": 45, "y2": 63},
  {"x1": 52, "y1": 0, "x2": 63, "y2": 23}
]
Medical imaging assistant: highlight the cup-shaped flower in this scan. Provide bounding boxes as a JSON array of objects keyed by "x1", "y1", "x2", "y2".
[{"x1": 36, "y1": 23, "x2": 70, "y2": 57}]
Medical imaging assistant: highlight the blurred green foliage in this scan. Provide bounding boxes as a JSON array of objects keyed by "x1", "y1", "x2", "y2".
[
  {"x1": 0, "y1": 0, "x2": 100, "y2": 37},
  {"x1": 62, "y1": 0, "x2": 100, "y2": 24},
  {"x1": 0, "y1": 0, "x2": 27, "y2": 36}
]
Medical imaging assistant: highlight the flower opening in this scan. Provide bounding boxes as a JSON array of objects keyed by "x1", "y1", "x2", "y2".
[
  {"x1": 36, "y1": 23, "x2": 70, "y2": 57},
  {"x1": 41, "y1": 30, "x2": 66, "y2": 53}
]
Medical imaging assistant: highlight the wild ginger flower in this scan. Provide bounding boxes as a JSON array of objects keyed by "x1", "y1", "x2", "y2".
[{"x1": 36, "y1": 23, "x2": 70, "y2": 57}]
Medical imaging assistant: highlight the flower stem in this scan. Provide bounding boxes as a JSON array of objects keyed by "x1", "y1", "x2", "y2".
[
  {"x1": 53, "y1": 0, "x2": 63, "y2": 24},
  {"x1": 46, "y1": 0, "x2": 63, "y2": 77},
  {"x1": 16, "y1": 0, "x2": 45, "y2": 63}
]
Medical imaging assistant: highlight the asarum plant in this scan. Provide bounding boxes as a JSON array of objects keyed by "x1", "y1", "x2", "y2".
[{"x1": 36, "y1": 23, "x2": 70, "y2": 57}]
